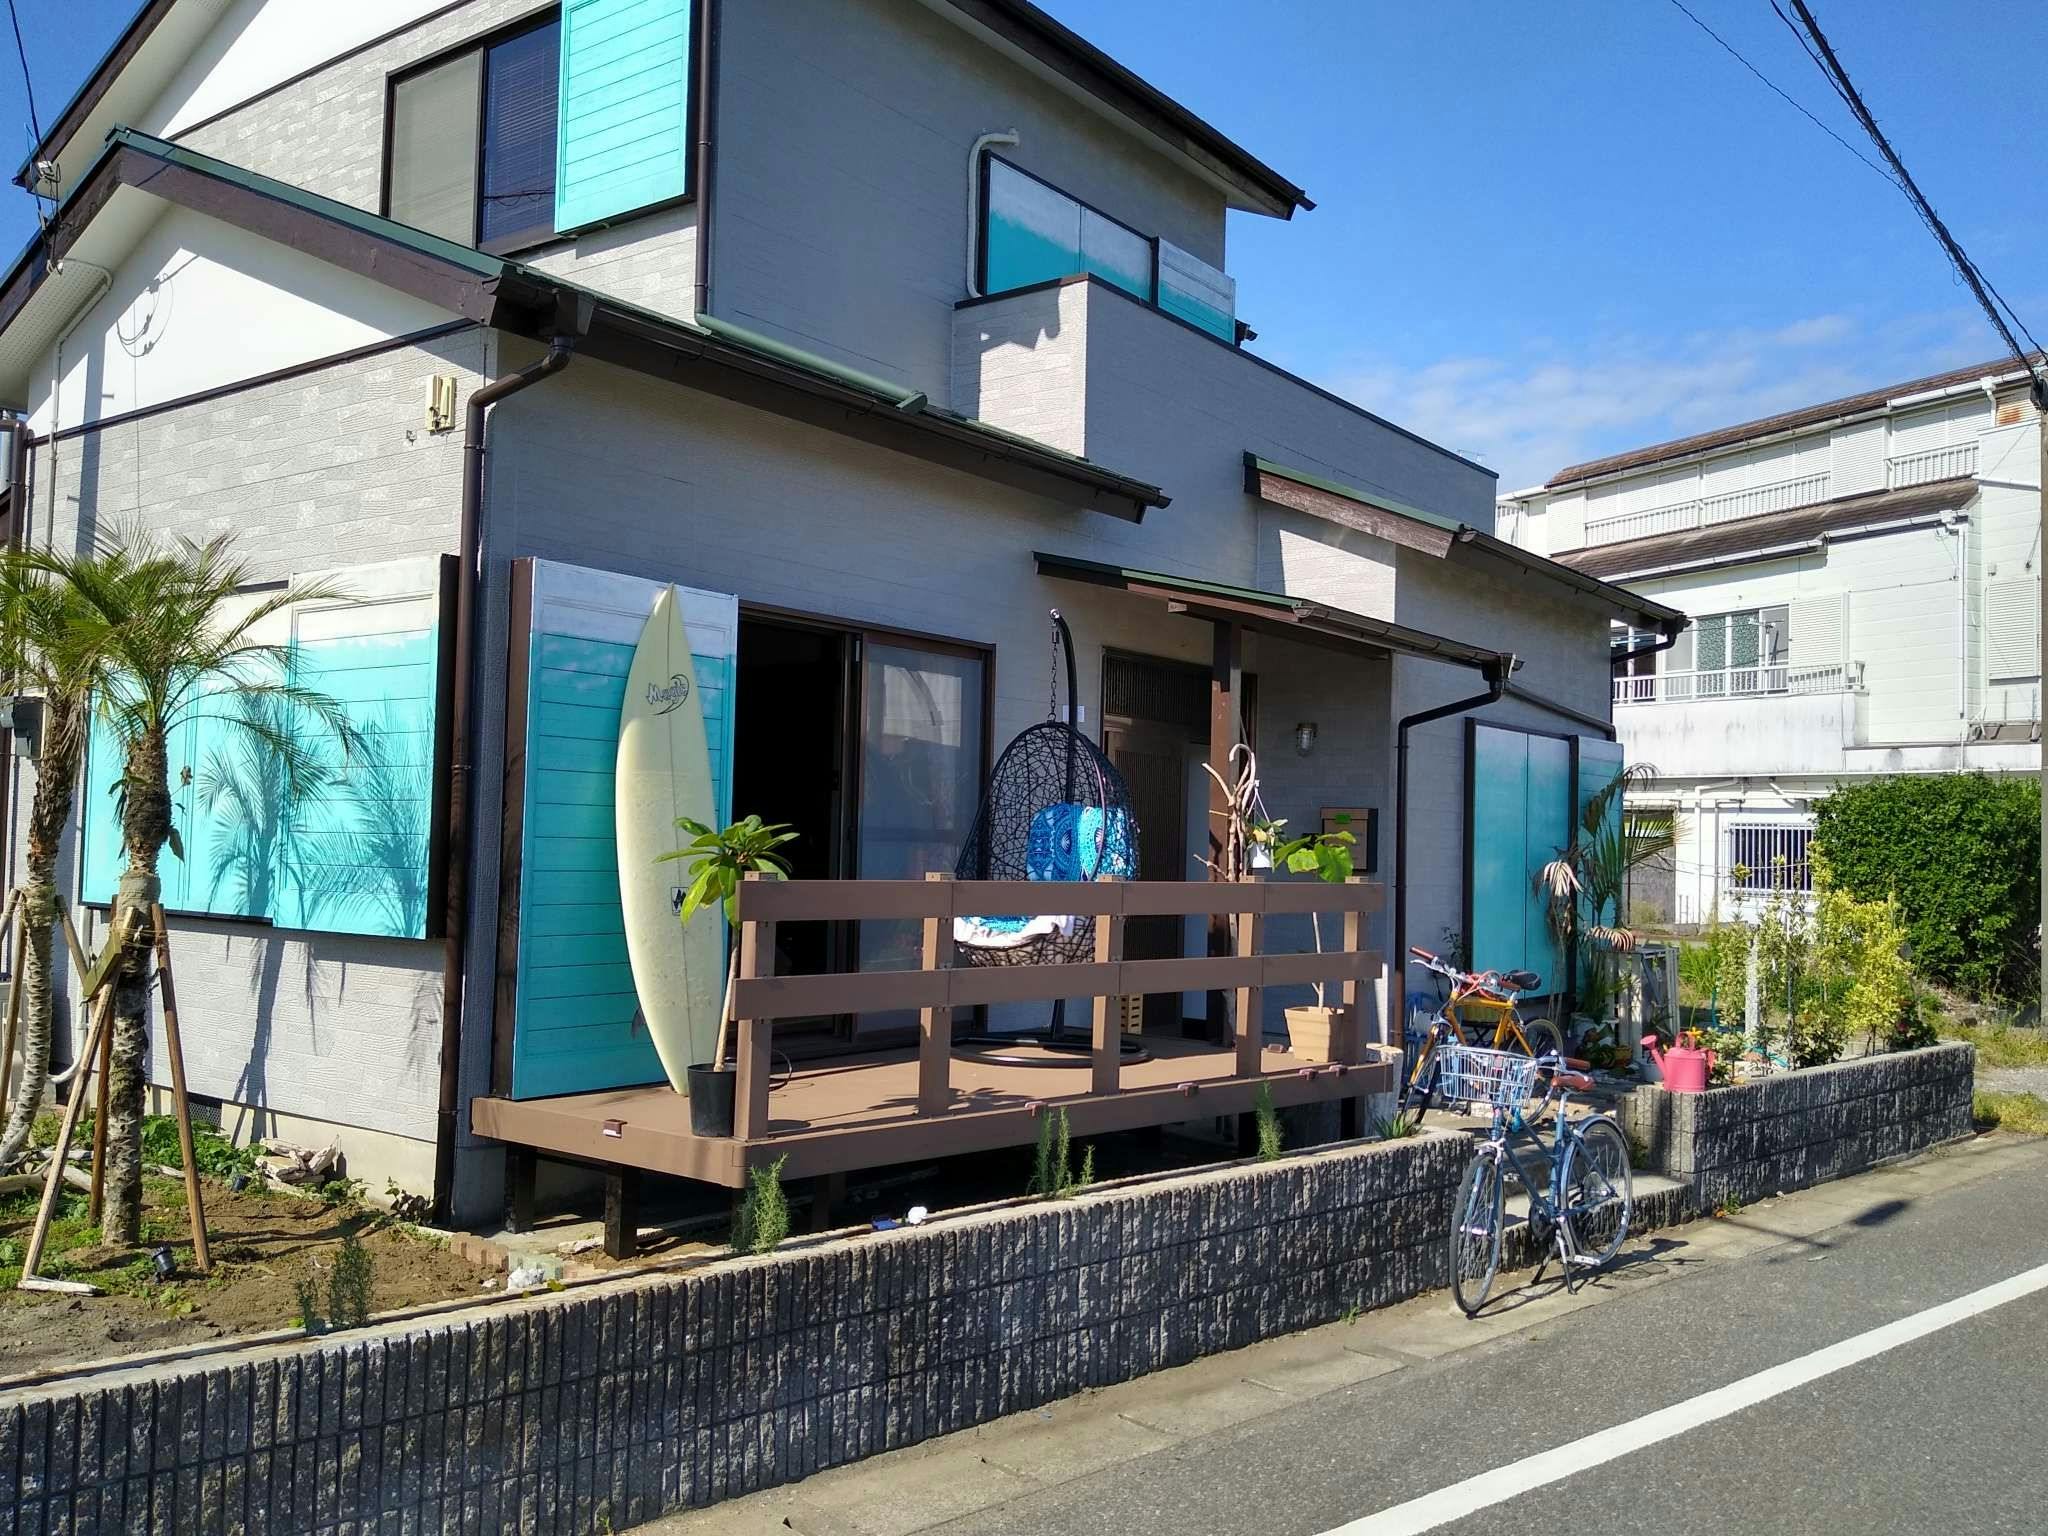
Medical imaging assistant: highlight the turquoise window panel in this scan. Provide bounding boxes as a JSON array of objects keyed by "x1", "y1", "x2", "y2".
[
  {"x1": 1157, "y1": 284, "x2": 1235, "y2": 342},
  {"x1": 553, "y1": 0, "x2": 693, "y2": 234},
  {"x1": 76, "y1": 582, "x2": 444, "y2": 940},
  {"x1": 509, "y1": 577, "x2": 736, "y2": 1100},
  {"x1": 984, "y1": 160, "x2": 1155, "y2": 302}
]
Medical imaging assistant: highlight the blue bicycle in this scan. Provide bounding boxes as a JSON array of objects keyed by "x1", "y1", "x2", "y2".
[{"x1": 1442, "y1": 1042, "x2": 1633, "y2": 1315}]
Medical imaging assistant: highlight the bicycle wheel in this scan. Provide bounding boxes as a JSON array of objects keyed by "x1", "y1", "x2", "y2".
[
  {"x1": 1516, "y1": 1016, "x2": 1565, "y2": 1122},
  {"x1": 1448, "y1": 1146, "x2": 1506, "y2": 1315},
  {"x1": 1402, "y1": 1030, "x2": 1446, "y2": 1125},
  {"x1": 1560, "y1": 1117, "x2": 1633, "y2": 1268}
]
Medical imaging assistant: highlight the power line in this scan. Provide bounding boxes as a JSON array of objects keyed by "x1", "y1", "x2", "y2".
[
  {"x1": 1662, "y1": 0, "x2": 1890, "y2": 185},
  {"x1": 4, "y1": 0, "x2": 39, "y2": 153},
  {"x1": 1778, "y1": 0, "x2": 2048, "y2": 404}
]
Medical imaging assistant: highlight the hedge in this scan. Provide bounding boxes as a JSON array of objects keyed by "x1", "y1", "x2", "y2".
[{"x1": 1812, "y1": 773, "x2": 2039, "y2": 1002}]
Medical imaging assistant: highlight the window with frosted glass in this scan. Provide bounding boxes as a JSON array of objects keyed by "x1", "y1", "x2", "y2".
[
  {"x1": 855, "y1": 643, "x2": 985, "y2": 1027},
  {"x1": 983, "y1": 159, "x2": 1153, "y2": 301},
  {"x1": 386, "y1": 17, "x2": 560, "y2": 252}
]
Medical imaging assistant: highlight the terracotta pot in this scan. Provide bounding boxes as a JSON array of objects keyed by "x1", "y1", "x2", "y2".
[{"x1": 1284, "y1": 1004, "x2": 1354, "y2": 1063}]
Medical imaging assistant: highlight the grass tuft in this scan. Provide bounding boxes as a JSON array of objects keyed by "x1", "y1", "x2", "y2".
[
  {"x1": 1944, "y1": 1022, "x2": 2048, "y2": 1071},
  {"x1": 1974, "y1": 1090, "x2": 2048, "y2": 1136}
]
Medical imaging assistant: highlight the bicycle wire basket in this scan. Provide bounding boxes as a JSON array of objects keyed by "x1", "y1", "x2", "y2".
[{"x1": 1434, "y1": 1041, "x2": 1542, "y2": 1113}]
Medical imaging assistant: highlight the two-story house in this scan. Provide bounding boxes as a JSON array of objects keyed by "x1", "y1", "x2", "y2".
[
  {"x1": 0, "y1": 0, "x2": 1672, "y2": 1223},
  {"x1": 1499, "y1": 356, "x2": 2043, "y2": 926}
]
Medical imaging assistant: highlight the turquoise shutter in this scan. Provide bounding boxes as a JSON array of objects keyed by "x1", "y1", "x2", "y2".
[
  {"x1": 553, "y1": 0, "x2": 693, "y2": 235},
  {"x1": 1466, "y1": 722, "x2": 1570, "y2": 992}
]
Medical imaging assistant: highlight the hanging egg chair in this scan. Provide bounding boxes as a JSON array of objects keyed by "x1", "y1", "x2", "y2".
[{"x1": 951, "y1": 612, "x2": 1144, "y2": 1055}]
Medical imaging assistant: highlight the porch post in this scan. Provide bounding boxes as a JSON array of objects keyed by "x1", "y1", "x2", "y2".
[
  {"x1": 1205, "y1": 620, "x2": 1242, "y2": 1042},
  {"x1": 1089, "y1": 876, "x2": 1125, "y2": 1097},
  {"x1": 733, "y1": 876, "x2": 775, "y2": 1142},
  {"x1": 917, "y1": 872, "x2": 954, "y2": 1115},
  {"x1": 1233, "y1": 879, "x2": 1264, "y2": 1077}
]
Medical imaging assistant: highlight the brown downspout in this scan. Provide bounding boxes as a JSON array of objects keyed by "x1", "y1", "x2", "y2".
[
  {"x1": 691, "y1": 0, "x2": 719, "y2": 320},
  {"x1": 433, "y1": 333, "x2": 576, "y2": 1225}
]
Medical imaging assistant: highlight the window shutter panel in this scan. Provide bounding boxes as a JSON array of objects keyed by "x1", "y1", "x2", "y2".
[
  {"x1": 1987, "y1": 578, "x2": 2041, "y2": 681},
  {"x1": 554, "y1": 0, "x2": 692, "y2": 235},
  {"x1": 389, "y1": 51, "x2": 482, "y2": 242},
  {"x1": 1788, "y1": 593, "x2": 1843, "y2": 667}
]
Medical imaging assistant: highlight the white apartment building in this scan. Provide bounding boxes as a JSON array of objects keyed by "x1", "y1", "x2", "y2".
[{"x1": 1499, "y1": 356, "x2": 2043, "y2": 925}]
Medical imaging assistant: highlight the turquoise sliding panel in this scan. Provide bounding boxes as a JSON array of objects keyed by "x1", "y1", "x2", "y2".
[
  {"x1": 78, "y1": 696, "x2": 208, "y2": 914},
  {"x1": 510, "y1": 560, "x2": 736, "y2": 1099},
  {"x1": 1467, "y1": 723, "x2": 1529, "y2": 982},
  {"x1": 553, "y1": 0, "x2": 693, "y2": 234},
  {"x1": 985, "y1": 159, "x2": 1081, "y2": 294},
  {"x1": 1467, "y1": 722, "x2": 1571, "y2": 993}
]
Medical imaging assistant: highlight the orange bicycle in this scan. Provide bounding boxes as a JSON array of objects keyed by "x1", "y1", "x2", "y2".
[{"x1": 1401, "y1": 947, "x2": 1565, "y2": 1124}]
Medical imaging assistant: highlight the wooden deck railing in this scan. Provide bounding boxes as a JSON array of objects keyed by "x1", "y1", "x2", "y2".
[{"x1": 727, "y1": 874, "x2": 1386, "y2": 1140}]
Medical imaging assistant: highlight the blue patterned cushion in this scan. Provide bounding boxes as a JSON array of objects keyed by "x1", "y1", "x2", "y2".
[{"x1": 1026, "y1": 804, "x2": 1136, "y2": 882}]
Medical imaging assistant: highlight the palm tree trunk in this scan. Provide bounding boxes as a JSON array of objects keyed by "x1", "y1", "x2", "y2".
[
  {"x1": 101, "y1": 723, "x2": 171, "y2": 1247},
  {"x1": 0, "y1": 696, "x2": 86, "y2": 1171}
]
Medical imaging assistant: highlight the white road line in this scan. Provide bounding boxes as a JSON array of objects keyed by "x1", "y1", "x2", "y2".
[{"x1": 1323, "y1": 1258, "x2": 2048, "y2": 1536}]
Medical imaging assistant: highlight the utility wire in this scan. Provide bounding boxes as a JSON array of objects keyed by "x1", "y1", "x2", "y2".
[
  {"x1": 4, "y1": 0, "x2": 39, "y2": 154},
  {"x1": 1778, "y1": 0, "x2": 2048, "y2": 404},
  {"x1": 1662, "y1": 0, "x2": 1891, "y2": 185}
]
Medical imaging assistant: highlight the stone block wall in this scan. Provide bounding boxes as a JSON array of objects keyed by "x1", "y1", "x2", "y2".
[
  {"x1": 0, "y1": 1133, "x2": 1465, "y2": 1535},
  {"x1": 1620, "y1": 1044, "x2": 1975, "y2": 1211}
]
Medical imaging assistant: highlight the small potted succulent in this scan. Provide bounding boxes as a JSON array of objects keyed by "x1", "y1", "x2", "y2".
[
  {"x1": 659, "y1": 814, "x2": 797, "y2": 1136},
  {"x1": 1275, "y1": 816, "x2": 1358, "y2": 1063}
]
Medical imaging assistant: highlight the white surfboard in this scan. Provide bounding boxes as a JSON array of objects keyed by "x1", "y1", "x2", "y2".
[{"x1": 615, "y1": 586, "x2": 723, "y2": 1094}]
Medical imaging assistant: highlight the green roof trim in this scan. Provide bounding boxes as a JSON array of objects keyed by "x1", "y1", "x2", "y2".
[{"x1": 1245, "y1": 454, "x2": 1463, "y2": 534}]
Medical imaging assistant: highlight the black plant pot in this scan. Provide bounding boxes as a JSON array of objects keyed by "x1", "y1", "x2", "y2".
[{"x1": 687, "y1": 1064, "x2": 737, "y2": 1137}]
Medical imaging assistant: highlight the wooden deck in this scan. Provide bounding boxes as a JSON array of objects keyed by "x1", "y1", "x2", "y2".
[{"x1": 471, "y1": 1036, "x2": 1397, "y2": 1189}]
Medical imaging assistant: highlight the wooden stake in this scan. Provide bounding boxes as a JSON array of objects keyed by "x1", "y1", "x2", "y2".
[
  {"x1": 150, "y1": 904, "x2": 211, "y2": 1274},
  {"x1": 87, "y1": 1022, "x2": 110, "y2": 1225},
  {"x1": 16, "y1": 987, "x2": 112, "y2": 1288},
  {"x1": 57, "y1": 900, "x2": 89, "y2": 980},
  {"x1": 0, "y1": 891, "x2": 25, "y2": 1111}
]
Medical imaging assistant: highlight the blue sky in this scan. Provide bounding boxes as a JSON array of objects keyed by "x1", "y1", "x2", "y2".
[{"x1": 2, "y1": 1, "x2": 2042, "y2": 487}]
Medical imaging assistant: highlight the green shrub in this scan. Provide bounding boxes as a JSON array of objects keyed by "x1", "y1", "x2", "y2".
[
  {"x1": 137, "y1": 1114, "x2": 262, "y2": 1181},
  {"x1": 327, "y1": 1233, "x2": 375, "y2": 1327},
  {"x1": 1373, "y1": 1108, "x2": 1420, "y2": 1140},
  {"x1": 1026, "y1": 1110, "x2": 1095, "y2": 1198},
  {"x1": 1813, "y1": 774, "x2": 2039, "y2": 1003},
  {"x1": 1252, "y1": 1082, "x2": 1283, "y2": 1161},
  {"x1": 1888, "y1": 993, "x2": 1939, "y2": 1052},
  {"x1": 292, "y1": 1269, "x2": 323, "y2": 1334},
  {"x1": 733, "y1": 1155, "x2": 790, "y2": 1252}
]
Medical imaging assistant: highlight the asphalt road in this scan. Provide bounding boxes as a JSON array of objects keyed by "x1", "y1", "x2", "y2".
[
  {"x1": 655, "y1": 1134, "x2": 2048, "y2": 1536},
  {"x1": 945, "y1": 1144, "x2": 2048, "y2": 1536}
]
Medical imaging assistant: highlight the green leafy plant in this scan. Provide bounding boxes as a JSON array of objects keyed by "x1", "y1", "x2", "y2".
[
  {"x1": 732, "y1": 1154, "x2": 790, "y2": 1253},
  {"x1": 25, "y1": 528, "x2": 358, "y2": 1244},
  {"x1": 137, "y1": 1114, "x2": 261, "y2": 1180},
  {"x1": 1271, "y1": 817, "x2": 1357, "y2": 1009},
  {"x1": 327, "y1": 1232, "x2": 375, "y2": 1327},
  {"x1": 1536, "y1": 764, "x2": 1678, "y2": 1022},
  {"x1": 1814, "y1": 773, "x2": 2039, "y2": 1004},
  {"x1": 1025, "y1": 1109, "x2": 1095, "y2": 1198},
  {"x1": 1253, "y1": 1080, "x2": 1284, "y2": 1160},
  {"x1": 659, "y1": 815, "x2": 798, "y2": 1070},
  {"x1": 1372, "y1": 1107, "x2": 1420, "y2": 1141},
  {"x1": 1075, "y1": 1145, "x2": 1096, "y2": 1192},
  {"x1": 292, "y1": 1268, "x2": 323, "y2": 1334}
]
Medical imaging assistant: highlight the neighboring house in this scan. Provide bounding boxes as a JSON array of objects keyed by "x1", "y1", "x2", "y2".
[
  {"x1": 0, "y1": 0, "x2": 1672, "y2": 1222},
  {"x1": 1498, "y1": 357, "x2": 2044, "y2": 927}
]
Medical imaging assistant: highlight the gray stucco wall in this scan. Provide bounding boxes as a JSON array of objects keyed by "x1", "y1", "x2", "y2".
[
  {"x1": 10, "y1": 327, "x2": 488, "y2": 1177},
  {"x1": 714, "y1": 0, "x2": 1230, "y2": 407},
  {"x1": 177, "y1": 0, "x2": 698, "y2": 318}
]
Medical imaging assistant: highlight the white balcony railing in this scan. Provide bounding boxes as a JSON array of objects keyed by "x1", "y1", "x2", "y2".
[
  {"x1": 1583, "y1": 471, "x2": 1832, "y2": 548},
  {"x1": 1614, "y1": 661, "x2": 1864, "y2": 705},
  {"x1": 1887, "y1": 442, "x2": 1977, "y2": 488}
]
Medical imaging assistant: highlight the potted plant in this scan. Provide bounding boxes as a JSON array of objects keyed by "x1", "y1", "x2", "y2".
[
  {"x1": 1275, "y1": 817, "x2": 1358, "y2": 1063},
  {"x1": 659, "y1": 815, "x2": 797, "y2": 1136}
]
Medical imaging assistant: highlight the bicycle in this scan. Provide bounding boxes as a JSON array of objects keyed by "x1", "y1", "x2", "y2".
[
  {"x1": 1442, "y1": 1042, "x2": 1634, "y2": 1315},
  {"x1": 1401, "y1": 947, "x2": 1565, "y2": 1124}
]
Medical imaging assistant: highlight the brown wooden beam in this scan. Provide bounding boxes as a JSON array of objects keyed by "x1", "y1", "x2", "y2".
[{"x1": 1206, "y1": 621, "x2": 1242, "y2": 1042}]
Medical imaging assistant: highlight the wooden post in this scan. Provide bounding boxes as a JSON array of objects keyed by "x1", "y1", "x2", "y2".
[
  {"x1": 57, "y1": 900, "x2": 88, "y2": 980},
  {"x1": 0, "y1": 892, "x2": 26, "y2": 1110},
  {"x1": 17, "y1": 989, "x2": 112, "y2": 1289},
  {"x1": 1233, "y1": 881, "x2": 1265, "y2": 1078},
  {"x1": 1088, "y1": 877, "x2": 1124, "y2": 1097},
  {"x1": 503, "y1": 1144, "x2": 537, "y2": 1234},
  {"x1": 916, "y1": 873, "x2": 954, "y2": 1116},
  {"x1": 87, "y1": 1024, "x2": 110, "y2": 1224},
  {"x1": 151, "y1": 905, "x2": 211, "y2": 1274},
  {"x1": 603, "y1": 1166, "x2": 640, "y2": 1260},
  {"x1": 732, "y1": 875, "x2": 774, "y2": 1142},
  {"x1": 1204, "y1": 620, "x2": 1242, "y2": 1042},
  {"x1": 1336, "y1": 878, "x2": 1366, "y2": 1064}
]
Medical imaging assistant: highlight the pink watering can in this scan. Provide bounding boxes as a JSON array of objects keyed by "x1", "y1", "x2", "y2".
[{"x1": 1642, "y1": 1033, "x2": 1714, "y2": 1093}]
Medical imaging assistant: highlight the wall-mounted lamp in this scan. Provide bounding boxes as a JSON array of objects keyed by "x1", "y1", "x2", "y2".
[{"x1": 1294, "y1": 721, "x2": 1318, "y2": 757}]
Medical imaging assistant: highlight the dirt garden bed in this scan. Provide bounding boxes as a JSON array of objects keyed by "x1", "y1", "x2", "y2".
[{"x1": 0, "y1": 1174, "x2": 492, "y2": 1381}]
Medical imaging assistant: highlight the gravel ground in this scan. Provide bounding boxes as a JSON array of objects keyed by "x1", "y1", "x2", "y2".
[{"x1": 1978, "y1": 1067, "x2": 2048, "y2": 1097}]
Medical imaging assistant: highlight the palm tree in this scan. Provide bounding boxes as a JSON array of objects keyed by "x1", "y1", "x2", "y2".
[
  {"x1": 0, "y1": 558, "x2": 100, "y2": 1170},
  {"x1": 30, "y1": 529, "x2": 354, "y2": 1245},
  {"x1": 1536, "y1": 762, "x2": 1678, "y2": 1020}
]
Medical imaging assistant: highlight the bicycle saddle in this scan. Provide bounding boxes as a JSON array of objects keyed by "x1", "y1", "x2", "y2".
[{"x1": 1498, "y1": 969, "x2": 1541, "y2": 991}]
